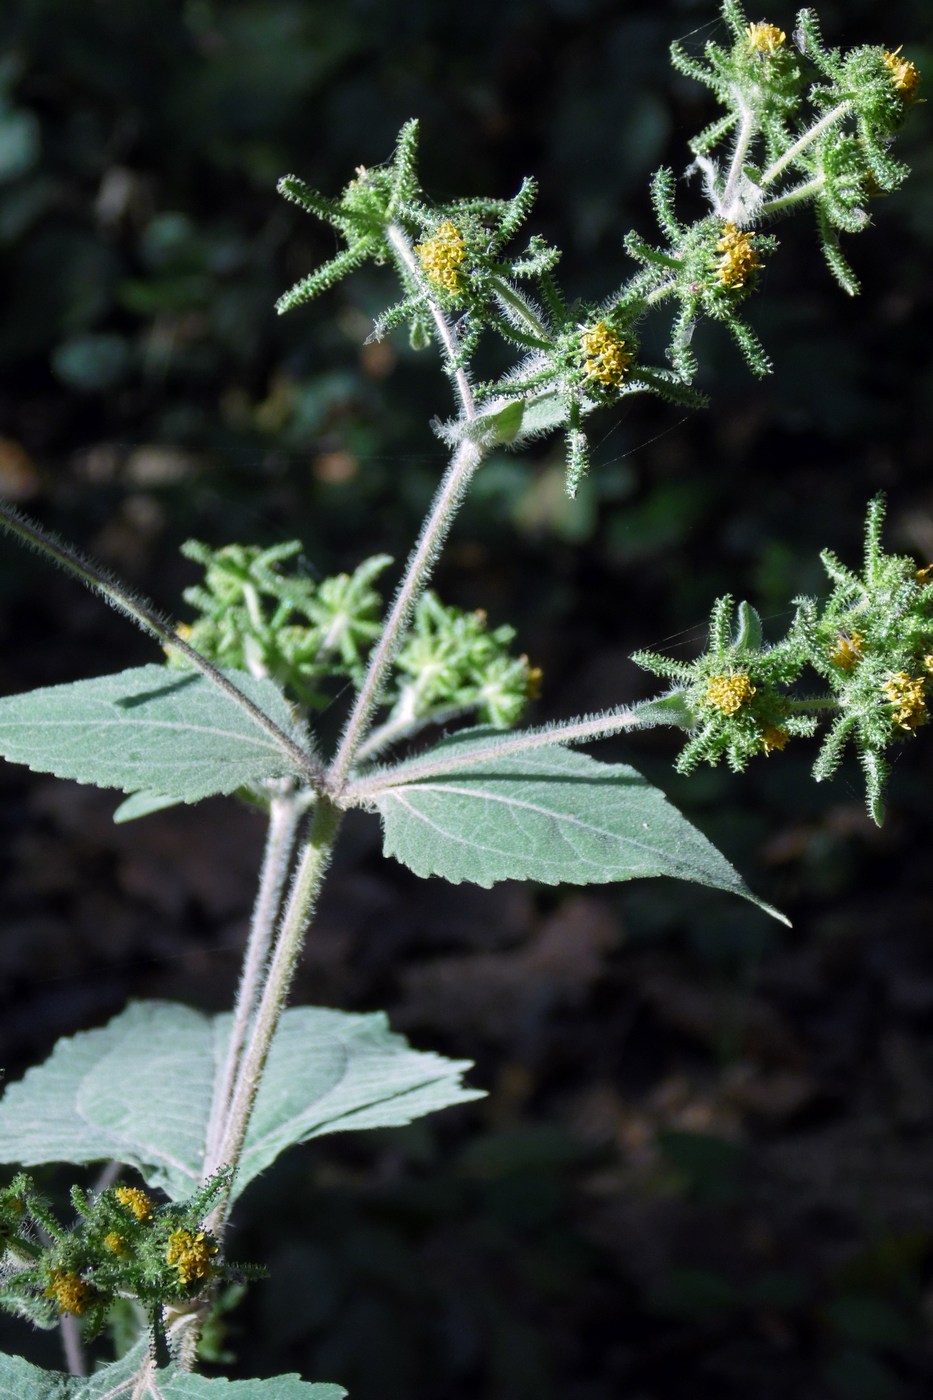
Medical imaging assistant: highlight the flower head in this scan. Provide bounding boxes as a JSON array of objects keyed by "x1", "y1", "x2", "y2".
[
  {"x1": 44, "y1": 1270, "x2": 92, "y2": 1316},
  {"x1": 881, "y1": 671, "x2": 927, "y2": 730},
  {"x1": 829, "y1": 631, "x2": 864, "y2": 669},
  {"x1": 166, "y1": 1228, "x2": 217, "y2": 1289},
  {"x1": 746, "y1": 23, "x2": 786, "y2": 56},
  {"x1": 579, "y1": 321, "x2": 632, "y2": 387},
  {"x1": 760, "y1": 724, "x2": 790, "y2": 754},
  {"x1": 705, "y1": 673, "x2": 756, "y2": 715},
  {"x1": 883, "y1": 46, "x2": 921, "y2": 102},
  {"x1": 714, "y1": 223, "x2": 763, "y2": 289},
  {"x1": 114, "y1": 1186, "x2": 153, "y2": 1223},
  {"x1": 416, "y1": 220, "x2": 467, "y2": 295}
]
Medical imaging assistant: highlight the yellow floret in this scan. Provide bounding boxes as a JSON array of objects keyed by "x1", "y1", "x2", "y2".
[
  {"x1": 415, "y1": 221, "x2": 467, "y2": 295},
  {"x1": 746, "y1": 23, "x2": 786, "y2": 55},
  {"x1": 579, "y1": 321, "x2": 633, "y2": 387},
  {"x1": 166, "y1": 1228, "x2": 217, "y2": 1288},
  {"x1": 114, "y1": 1186, "x2": 153, "y2": 1222},
  {"x1": 705, "y1": 673, "x2": 756, "y2": 714},
  {"x1": 760, "y1": 725, "x2": 789, "y2": 754},
  {"x1": 883, "y1": 46, "x2": 921, "y2": 102},
  {"x1": 44, "y1": 1270, "x2": 91, "y2": 1316},
  {"x1": 714, "y1": 223, "x2": 763, "y2": 289},
  {"x1": 881, "y1": 671, "x2": 927, "y2": 730},
  {"x1": 829, "y1": 632, "x2": 864, "y2": 670}
]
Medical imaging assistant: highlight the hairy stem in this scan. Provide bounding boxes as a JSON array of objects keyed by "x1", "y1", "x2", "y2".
[
  {"x1": 59, "y1": 1314, "x2": 86, "y2": 1378},
  {"x1": 208, "y1": 796, "x2": 343, "y2": 1230},
  {"x1": 328, "y1": 435, "x2": 487, "y2": 789},
  {"x1": 719, "y1": 94, "x2": 757, "y2": 220},
  {"x1": 759, "y1": 172, "x2": 826, "y2": 216},
  {"x1": 353, "y1": 700, "x2": 479, "y2": 765},
  {"x1": 386, "y1": 222, "x2": 477, "y2": 417},
  {"x1": 344, "y1": 704, "x2": 645, "y2": 805},
  {"x1": 202, "y1": 790, "x2": 306, "y2": 1178},
  {"x1": 760, "y1": 101, "x2": 852, "y2": 188},
  {"x1": 324, "y1": 224, "x2": 490, "y2": 789}
]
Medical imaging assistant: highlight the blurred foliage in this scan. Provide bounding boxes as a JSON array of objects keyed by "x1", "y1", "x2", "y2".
[{"x1": 1, "y1": 0, "x2": 933, "y2": 1397}]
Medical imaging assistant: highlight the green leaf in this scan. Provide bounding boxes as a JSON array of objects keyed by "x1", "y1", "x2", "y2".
[
  {"x1": 368, "y1": 729, "x2": 786, "y2": 921},
  {"x1": 0, "y1": 1342, "x2": 345, "y2": 1399},
  {"x1": 0, "y1": 664, "x2": 305, "y2": 804},
  {"x1": 112, "y1": 790, "x2": 182, "y2": 823},
  {"x1": 0, "y1": 1002, "x2": 483, "y2": 1200}
]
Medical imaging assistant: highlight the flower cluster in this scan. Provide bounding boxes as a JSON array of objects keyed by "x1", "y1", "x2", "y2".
[
  {"x1": 0, "y1": 1171, "x2": 249, "y2": 1340},
  {"x1": 168, "y1": 540, "x2": 392, "y2": 710},
  {"x1": 169, "y1": 543, "x2": 537, "y2": 761},
  {"x1": 632, "y1": 596, "x2": 815, "y2": 776},
  {"x1": 579, "y1": 321, "x2": 633, "y2": 388},
  {"x1": 358, "y1": 590, "x2": 540, "y2": 760},
  {"x1": 634, "y1": 497, "x2": 933, "y2": 823},
  {"x1": 746, "y1": 22, "x2": 786, "y2": 56},
  {"x1": 714, "y1": 224, "x2": 764, "y2": 289},
  {"x1": 415, "y1": 220, "x2": 467, "y2": 296},
  {"x1": 274, "y1": 4, "x2": 918, "y2": 495}
]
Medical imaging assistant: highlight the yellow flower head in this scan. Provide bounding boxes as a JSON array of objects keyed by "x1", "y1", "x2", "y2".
[
  {"x1": 579, "y1": 321, "x2": 633, "y2": 387},
  {"x1": 415, "y1": 220, "x2": 467, "y2": 295},
  {"x1": 103, "y1": 1231, "x2": 127, "y2": 1255},
  {"x1": 746, "y1": 22, "x2": 786, "y2": 55},
  {"x1": 829, "y1": 631, "x2": 864, "y2": 670},
  {"x1": 881, "y1": 671, "x2": 927, "y2": 730},
  {"x1": 883, "y1": 46, "x2": 921, "y2": 103},
  {"x1": 166, "y1": 1228, "x2": 218, "y2": 1288},
  {"x1": 705, "y1": 673, "x2": 756, "y2": 715},
  {"x1": 760, "y1": 725, "x2": 789, "y2": 755},
  {"x1": 714, "y1": 223, "x2": 763, "y2": 289},
  {"x1": 45, "y1": 1270, "x2": 91, "y2": 1316},
  {"x1": 114, "y1": 1185, "x2": 153, "y2": 1223}
]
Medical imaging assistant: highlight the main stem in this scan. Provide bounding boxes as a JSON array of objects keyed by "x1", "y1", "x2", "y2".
[
  {"x1": 202, "y1": 791, "x2": 305, "y2": 1178},
  {"x1": 207, "y1": 796, "x2": 343, "y2": 1229}
]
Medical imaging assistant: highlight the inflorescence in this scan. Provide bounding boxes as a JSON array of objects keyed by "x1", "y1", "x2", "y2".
[
  {"x1": 274, "y1": 1, "x2": 918, "y2": 495},
  {"x1": 633, "y1": 497, "x2": 933, "y2": 824},
  {"x1": 168, "y1": 541, "x2": 538, "y2": 756},
  {"x1": 0, "y1": 1171, "x2": 252, "y2": 1342}
]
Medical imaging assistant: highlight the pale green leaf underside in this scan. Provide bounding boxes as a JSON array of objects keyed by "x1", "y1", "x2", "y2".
[
  {"x1": 0, "y1": 664, "x2": 304, "y2": 805},
  {"x1": 372, "y1": 731, "x2": 786, "y2": 921},
  {"x1": 0, "y1": 1343, "x2": 345, "y2": 1399},
  {"x1": 112, "y1": 789, "x2": 185, "y2": 823},
  {"x1": 0, "y1": 1002, "x2": 482, "y2": 1201}
]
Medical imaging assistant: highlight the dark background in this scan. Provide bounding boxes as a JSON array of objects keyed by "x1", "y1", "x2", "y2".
[{"x1": 1, "y1": 1, "x2": 932, "y2": 1396}]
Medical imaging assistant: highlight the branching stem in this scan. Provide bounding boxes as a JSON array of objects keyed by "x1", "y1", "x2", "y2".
[
  {"x1": 386, "y1": 222, "x2": 477, "y2": 416},
  {"x1": 328, "y1": 437, "x2": 486, "y2": 789},
  {"x1": 719, "y1": 93, "x2": 758, "y2": 220},
  {"x1": 760, "y1": 101, "x2": 852, "y2": 188},
  {"x1": 759, "y1": 173, "x2": 826, "y2": 216},
  {"x1": 343, "y1": 705, "x2": 644, "y2": 805}
]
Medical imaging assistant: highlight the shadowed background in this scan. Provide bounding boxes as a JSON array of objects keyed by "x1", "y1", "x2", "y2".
[{"x1": 1, "y1": 1, "x2": 932, "y2": 1396}]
